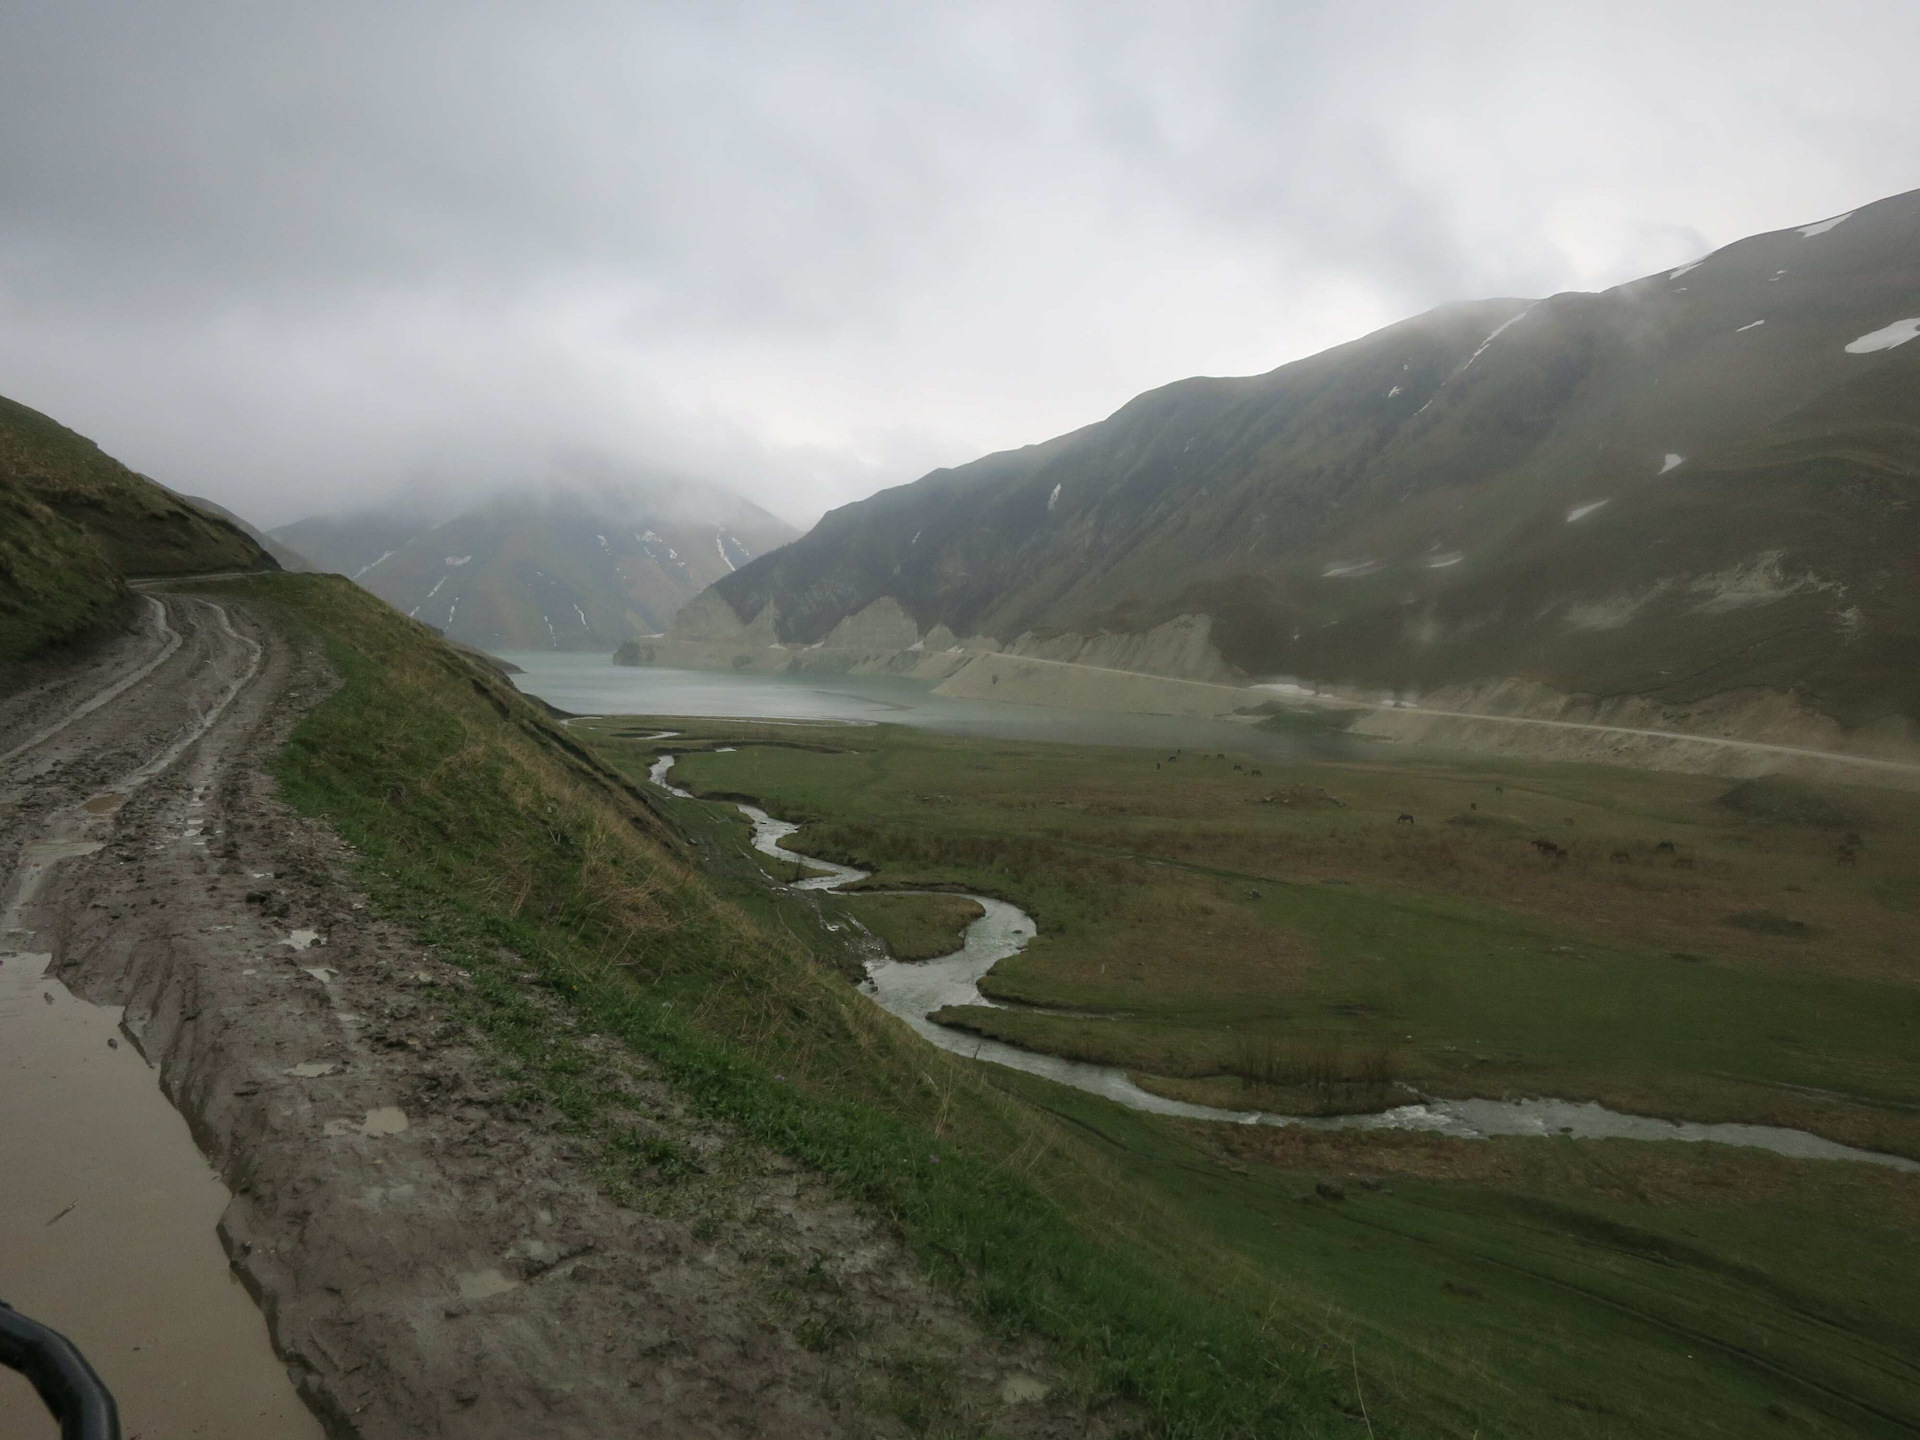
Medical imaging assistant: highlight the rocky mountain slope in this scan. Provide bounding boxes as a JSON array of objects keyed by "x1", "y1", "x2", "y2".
[
  {"x1": 687, "y1": 188, "x2": 1920, "y2": 735},
  {"x1": 276, "y1": 481, "x2": 796, "y2": 651},
  {"x1": 0, "y1": 393, "x2": 278, "y2": 665}
]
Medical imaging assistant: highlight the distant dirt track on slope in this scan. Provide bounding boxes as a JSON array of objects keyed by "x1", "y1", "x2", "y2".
[
  {"x1": 0, "y1": 589, "x2": 1102, "y2": 1440},
  {"x1": 0, "y1": 594, "x2": 179, "y2": 767},
  {"x1": 972, "y1": 651, "x2": 1920, "y2": 778}
]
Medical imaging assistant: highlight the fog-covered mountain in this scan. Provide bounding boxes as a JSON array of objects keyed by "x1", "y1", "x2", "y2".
[
  {"x1": 686, "y1": 187, "x2": 1920, "y2": 732},
  {"x1": 276, "y1": 477, "x2": 796, "y2": 651}
]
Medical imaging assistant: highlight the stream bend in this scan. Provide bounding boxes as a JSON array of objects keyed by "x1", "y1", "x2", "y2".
[{"x1": 649, "y1": 754, "x2": 1918, "y2": 1173}]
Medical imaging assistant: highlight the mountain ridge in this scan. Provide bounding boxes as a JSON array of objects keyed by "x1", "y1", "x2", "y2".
[
  {"x1": 680, "y1": 187, "x2": 1920, "y2": 734},
  {"x1": 277, "y1": 478, "x2": 797, "y2": 652}
]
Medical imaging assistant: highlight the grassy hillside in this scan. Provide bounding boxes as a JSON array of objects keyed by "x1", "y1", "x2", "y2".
[
  {"x1": 706, "y1": 187, "x2": 1920, "y2": 730},
  {"x1": 0, "y1": 474, "x2": 126, "y2": 664},
  {"x1": 0, "y1": 392, "x2": 278, "y2": 666},
  {"x1": 232, "y1": 572, "x2": 1371, "y2": 1437},
  {"x1": 180, "y1": 492, "x2": 316, "y2": 572},
  {"x1": 0, "y1": 394, "x2": 275, "y2": 579}
]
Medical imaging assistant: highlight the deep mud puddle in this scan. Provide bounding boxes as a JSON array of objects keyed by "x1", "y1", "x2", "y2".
[
  {"x1": 0, "y1": 939, "x2": 323, "y2": 1439},
  {"x1": 655, "y1": 754, "x2": 1920, "y2": 1174}
]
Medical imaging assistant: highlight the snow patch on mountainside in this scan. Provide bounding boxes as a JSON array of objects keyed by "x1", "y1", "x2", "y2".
[
  {"x1": 1565, "y1": 500, "x2": 1610, "y2": 523},
  {"x1": 1322, "y1": 559, "x2": 1381, "y2": 579},
  {"x1": 1659, "y1": 453, "x2": 1685, "y2": 474},
  {"x1": 1797, "y1": 212, "x2": 1853, "y2": 238},
  {"x1": 1462, "y1": 307, "x2": 1532, "y2": 370},
  {"x1": 1845, "y1": 318, "x2": 1920, "y2": 353}
]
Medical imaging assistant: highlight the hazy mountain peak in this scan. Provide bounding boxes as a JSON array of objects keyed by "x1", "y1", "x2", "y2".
[{"x1": 276, "y1": 471, "x2": 797, "y2": 650}]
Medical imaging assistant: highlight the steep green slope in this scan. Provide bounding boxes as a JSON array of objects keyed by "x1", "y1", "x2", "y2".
[
  {"x1": 0, "y1": 394, "x2": 275, "y2": 578},
  {"x1": 0, "y1": 393, "x2": 279, "y2": 666},
  {"x1": 707, "y1": 187, "x2": 1920, "y2": 729},
  {"x1": 238, "y1": 571, "x2": 1361, "y2": 1437},
  {"x1": 181, "y1": 493, "x2": 316, "y2": 572},
  {"x1": 0, "y1": 475, "x2": 126, "y2": 663}
]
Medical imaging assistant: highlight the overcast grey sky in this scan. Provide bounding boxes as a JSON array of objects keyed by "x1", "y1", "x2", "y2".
[{"x1": 2, "y1": 1, "x2": 1915, "y2": 529}]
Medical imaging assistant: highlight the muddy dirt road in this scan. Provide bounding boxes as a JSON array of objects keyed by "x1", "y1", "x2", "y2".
[{"x1": 1, "y1": 590, "x2": 1092, "y2": 1438}]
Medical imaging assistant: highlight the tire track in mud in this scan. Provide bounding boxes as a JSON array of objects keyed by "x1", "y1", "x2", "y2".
[{"x1": 0, "y1": 594, "x2": 178, "y2": 768}]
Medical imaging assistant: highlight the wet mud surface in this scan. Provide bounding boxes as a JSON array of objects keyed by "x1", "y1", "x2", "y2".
[{"x1": 2, "y1": 592, "x2": 1105, "y2": 1438}]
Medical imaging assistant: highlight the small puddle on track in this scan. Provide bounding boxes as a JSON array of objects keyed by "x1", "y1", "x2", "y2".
[{"x1": 652, "y1": 753, "x2": 1920, "y2": 1175}]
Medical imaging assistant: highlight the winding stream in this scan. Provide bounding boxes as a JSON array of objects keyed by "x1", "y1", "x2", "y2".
[{"x1": 649, "y1": 754, "x2": 1919, "y2": 1173}]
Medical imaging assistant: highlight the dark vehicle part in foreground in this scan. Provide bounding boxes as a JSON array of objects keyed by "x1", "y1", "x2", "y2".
[{"x1": 1, "y1": 1301, "x2": 120, "y2": 1440}]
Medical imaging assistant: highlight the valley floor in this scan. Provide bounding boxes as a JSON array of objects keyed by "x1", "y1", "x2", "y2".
[{"x1": 584, "y1": 713, "x2": 1920, "y2": 1437}]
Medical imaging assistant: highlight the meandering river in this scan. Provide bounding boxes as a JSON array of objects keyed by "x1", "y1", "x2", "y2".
[{"x1": 647, "y1": 755, "x2": 1918, "y2": 1174}]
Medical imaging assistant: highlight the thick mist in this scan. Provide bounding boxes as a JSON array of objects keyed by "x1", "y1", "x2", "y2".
[{"x1": 2, "y1": 1, "x2": 1916, "y2": 531}]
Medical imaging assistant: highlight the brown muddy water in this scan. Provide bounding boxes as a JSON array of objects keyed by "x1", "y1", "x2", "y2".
[
  {"x1": 0, "y1": 933, "x2": 323, "y2": 1438},
  {"x1": 2, "y1": 595, "x2": 322, "y2": 1437}
]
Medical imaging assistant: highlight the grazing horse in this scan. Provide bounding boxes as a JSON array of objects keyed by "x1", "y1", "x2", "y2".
[
  {"x1": 1530, "y1": 838, "x2": 1564, "y2": 858},
  {"x1": 1396, "y1": 813, "x2": 1415, "y2": 825},
  {"x1": 1655, "y1": 840, "x2": 1676, "y2": 854},
  {"x1": 1838, "y1": 844, "x2": 1859, "y2": 867}
]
